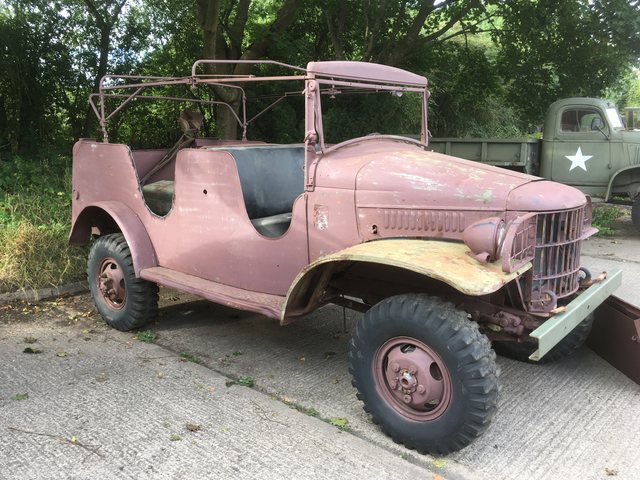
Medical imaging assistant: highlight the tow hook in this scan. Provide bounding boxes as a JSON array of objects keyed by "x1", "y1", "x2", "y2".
[{"x1": 579, "y1": 267, "x2": 607, "y2": 288}]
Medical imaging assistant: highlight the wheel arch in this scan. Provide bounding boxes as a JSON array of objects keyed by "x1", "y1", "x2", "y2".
[
  {"x1": 70, "y1": 201, "x2": 157, "y2": 276},
  {"x1": 605, "y1": 165, "x2": 640, "y2": 200},
  {"x1": 280, "y1": 239, "x2": 530, "y2": 324}
]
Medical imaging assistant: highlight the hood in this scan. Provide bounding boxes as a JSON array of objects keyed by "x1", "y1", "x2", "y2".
[
  {"x1": 507, "y1": 180, "x2": 587, "y2": 211},
  {"x1": 355, "y1": 147, "x2": 536, "y2": 211}
]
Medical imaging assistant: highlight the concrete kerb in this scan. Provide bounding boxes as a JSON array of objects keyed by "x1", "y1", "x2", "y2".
[{"x1": 0, "y1": 281, "x2": 88, "y2": 305}]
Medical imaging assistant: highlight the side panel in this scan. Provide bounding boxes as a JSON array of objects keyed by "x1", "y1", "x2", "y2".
[
  {"x1": 145, "y1": 149, "x2": 309, "y2": 295},
  {"x1": 307, "y1": 187, "x2": 361, "y2": 260},
  {"x1": 72, "y1": 141, "x2": 310, "y2": 295},
  {"x1": 428, "y1": 138, "x2": 541, "y2": 174}
]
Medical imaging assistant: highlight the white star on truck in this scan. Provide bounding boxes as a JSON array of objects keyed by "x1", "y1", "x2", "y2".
[{"x1": 565, "y1": 147, "x2": 593, "y2": 172}]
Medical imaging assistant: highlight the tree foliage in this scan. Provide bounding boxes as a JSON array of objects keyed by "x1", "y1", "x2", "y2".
[{"x1": 0, "y1": 0, "x2": 639, "y2": 153}]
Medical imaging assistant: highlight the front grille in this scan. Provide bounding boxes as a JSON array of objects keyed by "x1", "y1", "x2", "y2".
[{"x1": 529, "y1": 206, "x2": 586, "y2": 311}]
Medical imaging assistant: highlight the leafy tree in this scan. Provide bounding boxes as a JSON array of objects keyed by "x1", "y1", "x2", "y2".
[
  {"x1": 195, "y1": 0, "x2": 304, "y2": 138},
  {"x1": 494, "y1": 0, "x2": 640, "y2": 128}
]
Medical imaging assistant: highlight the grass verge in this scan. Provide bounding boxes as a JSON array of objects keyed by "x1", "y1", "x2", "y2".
[{"x1": 0, "y1": 152, "x2": 86, "y2": 293}]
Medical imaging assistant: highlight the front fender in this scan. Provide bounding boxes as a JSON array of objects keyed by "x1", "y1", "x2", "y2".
[
  {"x1": 605, "y1": 165, "x2": 640, "y2": 200},
  {"x1": 281, "y1": 239, "x2": 531, "y2": 323},
  {"x1": 69, "y1": 201, "x2": 157, "y2": 276}
]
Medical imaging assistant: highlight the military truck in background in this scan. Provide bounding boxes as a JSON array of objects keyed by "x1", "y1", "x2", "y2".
[{"x1": 429, "y1": 98, "x2": 640, "y2": 227}]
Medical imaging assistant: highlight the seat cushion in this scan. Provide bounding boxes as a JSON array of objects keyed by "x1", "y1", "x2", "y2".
[
  {"x1": 142, "y1": 180, "x2": 174, "y2": 216},
  {"x1": 251, "y1": 212, "x2": 293, "y2": 237}
]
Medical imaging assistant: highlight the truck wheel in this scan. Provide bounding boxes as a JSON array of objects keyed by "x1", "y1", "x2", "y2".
[
  {"x1": 349, "y1": 294, "x2": 498, "y2": 454},
  {"x1": 88, "y1": 233, "x2": 159, "y2": 331},
  {"x1": 492, "y1": 315, "x2": 593, "y2": 364},
  {"x1": 632, "y1": 195, "x2": 640, "y2": 229}
]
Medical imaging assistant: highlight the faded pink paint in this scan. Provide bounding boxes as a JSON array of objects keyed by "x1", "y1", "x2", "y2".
[{"x1": 71, "y1": 59, "x2": 596, "y2": 321}]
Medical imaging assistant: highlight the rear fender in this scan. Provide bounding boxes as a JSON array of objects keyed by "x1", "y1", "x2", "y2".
[
  {"x1": 69, "y1": 201, "x2": 157, "y2": 276},
  {"x1": 281, "y1": 239, "x2": 531, "y2": 324}
]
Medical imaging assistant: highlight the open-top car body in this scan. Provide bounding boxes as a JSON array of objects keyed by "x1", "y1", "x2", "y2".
[{"x1": 70, "y1": 59, "x2": 622, "y2": 454}]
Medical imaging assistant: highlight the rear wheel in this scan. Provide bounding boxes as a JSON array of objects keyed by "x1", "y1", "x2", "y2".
[
  {"x1": 632, "y1": 195, "x2": 640, "y2": 229},
  {"x1": 492, "y1": 315, "x2": 594, "y2": 363},
  {"x1": 88, "y1": 233, "x2": 158, "y2": 331},
  {"x1": 349, "y1": 294, "x2": 498, "y2": 454}
]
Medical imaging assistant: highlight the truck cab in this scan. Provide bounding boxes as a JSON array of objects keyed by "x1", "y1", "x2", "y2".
[{"x1": 540, "y1": 97, "x2": 640, "y2": 205}]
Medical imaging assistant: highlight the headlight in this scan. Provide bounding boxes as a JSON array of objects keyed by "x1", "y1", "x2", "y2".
[{"x1": 462, "y1": 217, "x2": 506, "y2": 263}]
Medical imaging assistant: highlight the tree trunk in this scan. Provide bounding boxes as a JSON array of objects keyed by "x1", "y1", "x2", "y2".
[
  {"x1": 197, "y1": 0, "x2": 303, "y2": 140},
  {"x1": 82, "y1": 25, "x2": 111, "y2": 138}
]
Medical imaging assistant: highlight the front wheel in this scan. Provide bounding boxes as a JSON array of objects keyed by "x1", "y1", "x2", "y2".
[
  {"x1": 349, "y1": 294, "x2": 499, "y2": 454},
  {"x1": 88, "y1": 233, "x2": 159, "y2": 331},
  {"x1": 632, "y1": 195, "x2": 640, "y2": 229}
]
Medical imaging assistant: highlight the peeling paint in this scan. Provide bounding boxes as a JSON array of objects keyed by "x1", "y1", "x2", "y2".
[
  {"x1": 314, "y1": 205, "x2": 329, "y2": 230},
  {"x1": 474, "y1": 189, "x2": 494, "y2": 203},
  {"x1": 390, "y1": 172, "x2": 442, "y2": 191}
]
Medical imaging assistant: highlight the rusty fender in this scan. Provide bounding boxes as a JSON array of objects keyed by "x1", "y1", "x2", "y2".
[
  {"x1": 69, "y1": 201, "x2": 157, "y2": 276},
  {"x1": 280, "y1": 238, "x2": 531, "y2": 324}
]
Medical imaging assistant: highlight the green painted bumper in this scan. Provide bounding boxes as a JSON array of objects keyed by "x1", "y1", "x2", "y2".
[{"x1": 529, "y1": 269, "x2": 622, "y2": 361}]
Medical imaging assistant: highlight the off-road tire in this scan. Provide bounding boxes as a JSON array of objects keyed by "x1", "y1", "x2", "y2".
[
  {"x1": 492, "y1": 314, "x2": 594, "y2": 364},
  {"x1": 349, "y1": 294, "x2": 499, "y2": 455},
  {"x1": 88, "y1": 233, "x2": 158, "y2": 331},
  {"x1": 632, "y1": 195, "x2": 640, "y2": 229}
]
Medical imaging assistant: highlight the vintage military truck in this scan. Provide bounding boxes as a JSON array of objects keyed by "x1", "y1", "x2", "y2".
[
  {"x1": 429, "y1": 98, "x2": 640, "y2": 227},
  {"x1": 71, "y1": 60, "x2": 623, "y2": 454}
]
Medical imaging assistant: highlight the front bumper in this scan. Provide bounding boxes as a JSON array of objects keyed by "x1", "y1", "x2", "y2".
[{"x1": 528, "y1": 269, "x2": 622, "y2": 361}]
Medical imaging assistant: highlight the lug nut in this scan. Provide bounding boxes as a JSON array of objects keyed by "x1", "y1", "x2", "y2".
[
  {"x1": 409, "y1": 366, "x2": 417, "y2": 375},
  {"x1": 403, "y1": 395, "x2": 412, "y2": 404},
  {"x1": 390, "y1": 363, "x2": 400, "y2": 372},
  {"x1": 390, "y1": 381, "x2": 397, "y2": 390},
  {"x1": 417, "y1": 385, "x2": 425, "y2": 394}
]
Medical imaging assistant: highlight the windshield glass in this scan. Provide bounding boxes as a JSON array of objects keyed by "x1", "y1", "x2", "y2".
[
  {"x1": 320, "y1": 90, "x2": 423, "y2": 144},
  {"x1": 605, "y1": 107, "x2": 624, "y2": 129}
]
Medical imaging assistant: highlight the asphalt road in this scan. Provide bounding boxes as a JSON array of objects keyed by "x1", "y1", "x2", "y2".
[{"x1": 0, "y1": 212, "x2": 638, "y2": 480}]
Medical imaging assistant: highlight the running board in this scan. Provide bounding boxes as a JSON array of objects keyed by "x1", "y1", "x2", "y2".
[
  {"x1": 588, "y1": 295, "x2": 640, "y2": 385},
  {"x1": 140, "y1": 267, "x2": 284, "y2": 320}
]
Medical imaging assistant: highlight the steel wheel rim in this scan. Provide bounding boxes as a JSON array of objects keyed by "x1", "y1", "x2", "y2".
[
  {"x1": 96, "y1": 257, "x2": 127, "y2": 310},
  {"x1": 373, "y1": 336, "x2": 452, "y2": 421}
]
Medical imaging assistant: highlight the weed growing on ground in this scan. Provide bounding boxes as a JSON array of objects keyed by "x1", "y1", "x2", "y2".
[
  {"x1": 179, "y1": 352, "x2": 202, "y2": 364},
  {"x1": 136, "y1": 330, "x2": 157, "y2": 343},
  {"x1": 329, "y1": 417, "x2": 350, "y2": 432},
  {"x1": 238, "y1": 376, "x2": 255, "y2": 387},
  {"x1": 12, "y1": 393, "x2": 28, "y2": 401},
  {"x1": 592, "y1": 205, "x2": 625, "y2": 236}
]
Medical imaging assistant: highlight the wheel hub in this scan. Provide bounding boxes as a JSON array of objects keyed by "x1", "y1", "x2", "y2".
[
  {"x1": 96, "y1": 258, "x2": 126, "y2": 309},
  {"x1": 376, "y1": 337, "x2": 451, "y2": 420}
]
